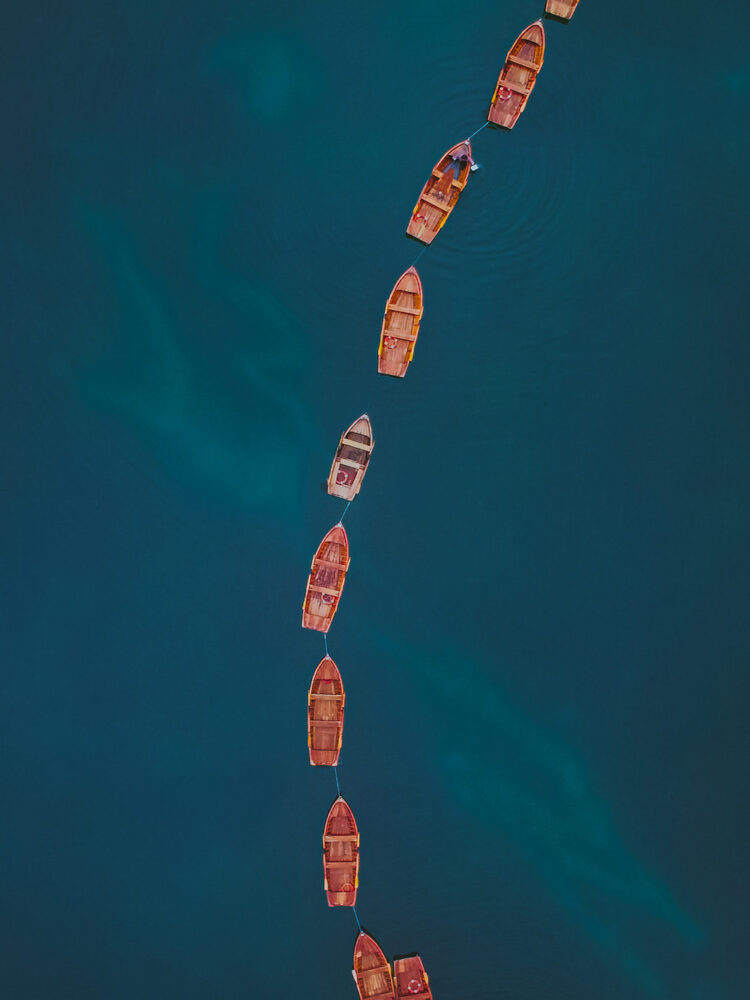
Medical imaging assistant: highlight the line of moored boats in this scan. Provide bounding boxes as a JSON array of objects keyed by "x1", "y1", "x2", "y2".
[
  {"x1": 302, "y1": 4, "x2": 582, "y2": 996},
  {"x1": 309, "y1": 658, "x2": 433, "y2": 998}
]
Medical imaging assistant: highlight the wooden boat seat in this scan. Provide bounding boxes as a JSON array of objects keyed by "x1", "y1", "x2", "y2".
[
  {"x1": 325, "y1": 859, "x2": 358, "y2": 866},
  {"x1": 387, "y1": 303, "x2": 421, "y2": 316},
  {"x1": 498, "y1": 79, "x2": 532, "y2": 96},
  {"x1": 309, "y1": 692, "x2": 341, "y2": 698},
  {"x1": 360, "y1": 991, "x2": 395, "y2": 1000},
  {"x1": 420, "y1": 193, "x2": 451, "y2": 211},
  {"x1": 314, "y1": 557, "x2": 347, "y2": 570},
  {"x1": 342, "y1": 437, "x2": 373, "y2": 452},
  {"x1": 335, "y1": 462, "x2": 361, "y2": 478},
  {"x1": 510, "y1": 55, "x2": 540, "y2": 71},
  {"x1": 313, "y1": 718, "x2": 344, "y2": 727},
  {"x1": 383, "y1": 329, "x2": 416, "y2": 343},
  {"x1": 325, "y1": 833, "x2": 356, "y2": 841},
  {"x1": 309, "y1": 585, "x2": 341, "y2": 598}
]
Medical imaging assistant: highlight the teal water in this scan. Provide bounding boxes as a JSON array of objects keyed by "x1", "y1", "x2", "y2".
[{"x1": 2, "y1": 1, "x2": 750, "y2": 997}]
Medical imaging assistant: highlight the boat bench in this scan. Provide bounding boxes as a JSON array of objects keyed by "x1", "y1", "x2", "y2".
[
  {"x1": 315, "y1": 556, "x2": 347, "y2": 569},
  {"x1": 420, "y1": 193, "x2": 452, "y2": 211},
  {"x1": 383, "y1": 329, "x2": 416, "y2": 343},
  {"x1": 387, "y1": 302, "x2": 421, "y2": 316},
  {"x1": 509, "y1": 55, "x2": 540, "y2": 71},
  {"x1": 499, "y1": 78, "x2": 532, "y2": 96},
  {"x1": 342, "y1": 437, "x2": 373, "y2": 452},
  {"x1": 309, "y1": 585, "x2": 341, "y2": 598}
]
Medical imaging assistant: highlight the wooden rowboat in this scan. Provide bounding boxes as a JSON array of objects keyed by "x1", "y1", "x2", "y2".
[
  {"x1": 308, "y1": 655, "x2": 345, "y2": 766},
  {"x1": 353, "y1": 933, "x2": 395, "y2": 1000},
  {"x1": 327, "y1": 415, "x2": 374, "y2": 500},
  {"x1": 545, "y1": 0, "x2": 579, "y2": 20},
  {"x1": 301, "y1": 524, "x2": 350, "y2": 632},
  {"x1": 378, "y1": 268, "x2": 424, "y2": 378},
  {"x1": 323, "y1": 796, "x2": 359, "y2": 906},
  {"x1": 393, "y1": 955, "x2": 433, "y2": 999},
  {"x1": 487, "y1": 21, "x2": 545, "y2": 129},
  {"x1": 406, "y1": 141, "x2": 473, "y2": 245}
]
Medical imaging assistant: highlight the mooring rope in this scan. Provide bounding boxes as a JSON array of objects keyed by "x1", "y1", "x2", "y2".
[
  {"x1": 339, "y1": 501, "x2": 352, "y2": 523},
  {"x1": 334, "y1": 765, "x2": 341, "y2": 797},
  {"x1": 467, "y1": 120, "x2": 489, "y2": 140},
  {"x1": 352, "y1": 906, "x2": 363, "y2": 934},
  {"x1": 323, "y1": 632, "x2": 329, "y2": 657}
]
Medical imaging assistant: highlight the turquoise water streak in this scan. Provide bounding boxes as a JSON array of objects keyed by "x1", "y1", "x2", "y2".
[{"x1": 2, "y1": 1, "x2": 749, "y2": 998}]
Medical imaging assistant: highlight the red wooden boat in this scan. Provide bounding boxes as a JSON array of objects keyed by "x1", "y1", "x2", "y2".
[
  {"x1": 327, "y1": 414, "x2": 374, "y2": 500},
  {"x1": 487, "y1": 21, "x2": 545, "y2": 129},
  {"x1": 323, "y1": 796, "x2": 359, "y2": 906},
  {"x1": 393, "y1": 955, "x2": 432, "y2": 998},
  {"x1": 378, "y1": 268, "x2": 424, "y2": 378},
  {"x1": 301, "y1": 524, "x2": 350, "y2": 632},
  {"x1": 352, "y1": 933, "x2": 395, "y2": 1000},
  {"x1": 308, "y1": 655, "x2": 345, "y2": 766},
  {"x1": 545, "y1": 0, "x2": 579, "y2": 20},
  {"x1": 406, "y1": 141, "x2": 473, "y2": 245}
]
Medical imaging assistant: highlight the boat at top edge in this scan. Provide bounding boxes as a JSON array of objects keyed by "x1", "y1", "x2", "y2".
[
  {"x1": 322, "y1": 796, "x2": 359, "y2": 906},
  {"x1": 352, "y1": 933, "x2": 395, "y2": 1000},
  {"x1": 487, "y1": 21, "x2": 545, "y2": 129},
  {"x1": 378, "y1": 268, "x2": 424, "y2": 378},
  {"x1": 393, "y1": 955, "x2": 433, "y2": 999},
  {"x1": 406, "y1": 141, "x2": 473, "y2": 245},
  {"x1": 308, "y1": 655, "x2": 345, "y2": 766},
  {"x1": 545, "y1": 0, "x2": 579, "y2": 21},
  {"x1": 301, "y1": 524, "x2": 350, "y2": 632},
  {"x1": 327, "y1": 414, "x2": 374, "y2": 500}
]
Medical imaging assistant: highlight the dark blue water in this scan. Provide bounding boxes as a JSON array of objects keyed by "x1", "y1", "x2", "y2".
[{"x1": 3, "y1": 2, "x2": 750, "y2": 998}]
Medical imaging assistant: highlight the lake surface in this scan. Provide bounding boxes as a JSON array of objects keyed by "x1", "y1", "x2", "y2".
[{"x1": 2, "y1": 1, "x2": 750, "y2": 998}]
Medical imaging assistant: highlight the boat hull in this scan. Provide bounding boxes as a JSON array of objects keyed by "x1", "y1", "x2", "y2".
[
  {"x1": 323, "y1": 797, "x2": 359, "y2": 906},
  {"x1": 378, "y1": 268, "x2": 424, "y2": 378},
  {"x1": 393, "y1": 955, "x2": 432, "y2": 999},
  {"x1": 308, "y1": 656, "x2": 345, "y2": 766},
  {"x1": 406, "y1": 141, "x2": 473, "y2": 245},
  {"x1": 302, "y1": 525, "x2": 350, "y2": 632},
  {"x1": 327, "y1": 415, "x2": 374, "y2": 500},
  {"x1": 545, "y1": 0, "x2": 579, "y2": 20},
  {"x1": 353, "y1": 933, "x2": 395, "y2": 1000},
  {"x1": 487, "y1": 21, "x2": 545, "y2": 129}
]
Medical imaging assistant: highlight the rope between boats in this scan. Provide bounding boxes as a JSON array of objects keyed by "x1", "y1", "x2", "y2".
[
  {"x1": 323, "y1": 632, "x2": 329, "y2": 657},
  {"x1": 352, "y1": 906, "x2": 363, "y2": 934},
  {"x1": 334, "y1": 766, "x2": 341, "y2": 797},
  {"x1": 467, "y1": 120, "x2": 489, "y2": 140},
  {"x1": 339, "y1": 500, "x2": 352, "y2": 523}
]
